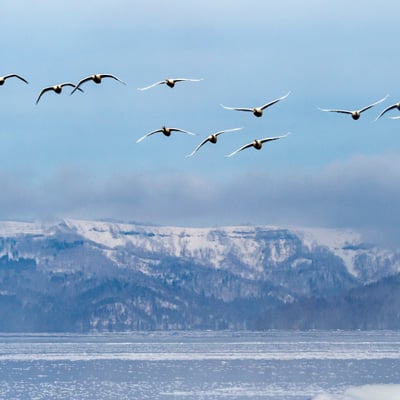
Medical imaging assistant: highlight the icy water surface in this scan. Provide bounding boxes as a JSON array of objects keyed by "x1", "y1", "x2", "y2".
[{"x1": 0, "y1": 331, "x2": 399, "y2": 399}]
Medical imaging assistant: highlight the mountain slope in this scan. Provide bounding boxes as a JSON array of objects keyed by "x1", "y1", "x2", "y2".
[
  {"x1": 0, "y1": 219, "x2": 399, "y2": 331},
  {"x1": 256, "y1": 273, "x2": 400, "y2": 330}
]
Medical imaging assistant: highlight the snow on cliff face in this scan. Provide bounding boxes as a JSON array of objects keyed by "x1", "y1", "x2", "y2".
[
  {"x1": 63, "y1": 219, "x2": 378, "y2": 276},
  {"x1": 291, "y1": 227, "x2": 363, "y2": 275},
  {"x1": 0, "y1": 219, "x2": 397, "y2": 280},
  {"x1": 291, "y1": 226, "x2": 400, "y2": 278},
  {"x1": 62, "y1": 219, "x2": 269, "y2": 273}
]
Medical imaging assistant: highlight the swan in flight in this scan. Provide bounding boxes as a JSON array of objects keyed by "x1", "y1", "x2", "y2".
[
  {"x1": 375, "y1": 101, "x2": 400, "y2": 120},
  {"x1": 136, "y1": 126, "x2": 197, "y2": 143},
  {"x1": 226, "y1": 133, "x2": 290, "y2": 157},
  {"x1": 36, "y1": 83, "x2": 83, "y2": 104},
  {"x1": 138, "y1": 78, "x2": 203, "y2": 91},
  {"x1": 0, "y1": 74, "x2": 28, "y2": 85},
  {"x1": 186, "y1": 128, "x2": 242, "y2": 157},
  {"x1": 70, "y1": 73, "x2": 126, "y2": 94},
  {"x1": 318, "y1": 95, "x2": 388, "y2": 120},
  {"x1": 220, "y1": 91, "x2": 290, "y2": 117}
]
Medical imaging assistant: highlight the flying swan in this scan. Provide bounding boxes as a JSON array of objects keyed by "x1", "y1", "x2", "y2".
[
  {"x1": 36, "y1": 83, "x2": 83, "y2": 104},
  {"x1": 138, "y1": 78, "x2": 203, "y2": 91},
  {"x1": 186, "y1": 128, "x2": 242, "y2": 157},
  {"x1": 318, "y1": 95, "x2": 388, "y2": 120},
  {"x1": 70, "y1": 73, "x2": 126, "y2": 94},
  {"x1": 220, "y1": 91, "x2": 291, "y2": 117},
  {"x1": 225, "y1": 133, "x2": 290, "y2": 157},
  {"x1": 136, "y1": 126, "x2": 197, "y2": 143}
]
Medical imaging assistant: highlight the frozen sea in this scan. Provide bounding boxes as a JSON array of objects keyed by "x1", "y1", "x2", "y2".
[{"x1": 0, "y1": 331, "x2": 399, "y2": 400}]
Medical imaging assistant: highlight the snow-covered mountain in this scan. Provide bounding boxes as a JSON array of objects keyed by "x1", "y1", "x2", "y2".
[{"x1": 0, "y1": 219, "x2": 399, "y2": 331}]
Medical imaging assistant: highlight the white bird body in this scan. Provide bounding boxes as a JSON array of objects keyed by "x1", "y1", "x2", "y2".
[
  {"x1": 225, "y1": 133, "x2": 290, "y2": 157},
  {"x1": 220, "y1": 91, "x2": 290, "y2": 117},
  {"x1": 138, "y1": 78, "x2": 203, "y2": 91},
  {"x1": 136, "y1": 126, "x2": 197, "y2": 143},
  {"x1": 186, "y1": 127, "x2": 242, "y2": 157}
]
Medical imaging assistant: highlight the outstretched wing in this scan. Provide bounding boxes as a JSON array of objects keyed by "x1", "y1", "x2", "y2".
[
  {"x1": 225, "y1": 142, "x2": 254, "y2": 157},
  {"x1": 318, "y1": 107, "x2": 353, "y2": 115},
  {"x1": 186, "y1": 128, "x2": 241, "y2": 157},
  {"x1": 220, "y1": 104, "x2": 253, "y2": 112},
  {"x1": 35, "y1": 87, "x2": 53, "y2": 104},
  {"x1": 70, "y1": 76, "x2": 93, "y2": 94},
  {"x1": 359, "y1": 95, "x2": 389, "y2": 113},
  {"x1": 99, "y1": 74, "x2": 126, "y2": 85},
  {"x1": 173, "y1": 78, "x2": 203, "y2": 83},
  {"x1": 375, "y1": 103, "x2": 399, "y2": 121},
  {"x1": 214, "y1": 127, "x2": 243, "y2": 137},
  {"x1": 137, "y1": 81, "x2": 165, "y2": 91},
  {"x1": 260, "y1": 132, "x2": 291, "y2": 144},
  {"x1": 136, "y1": 129, "x2": 163, "y2": 143},
  {"x1": 5, "y1": 74, "x2": 28, "y2": 84},
  {"x1": 169, "y1": 128, "x2": 197, "y2": 136},
  {"x1": 260, "y1": 91, "x2": 291, "y2": 110},
  {"x1": 60, "y1": 82, "x2": 83, "y2": 92},
  {"x1": 185, "y1": 138, "x2": 211, "y2": 157}
]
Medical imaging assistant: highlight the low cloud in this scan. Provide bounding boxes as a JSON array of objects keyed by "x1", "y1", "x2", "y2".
[{"x1": 1, "y1": 153, "x2": 400, "y2": 246}]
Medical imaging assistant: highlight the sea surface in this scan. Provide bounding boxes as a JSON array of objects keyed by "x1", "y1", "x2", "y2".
[{"x1": 0, "y1": 331, "x2": 399, "y2": 400}]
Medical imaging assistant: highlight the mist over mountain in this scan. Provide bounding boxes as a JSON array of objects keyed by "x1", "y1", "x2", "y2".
[{"x1": 0, "y1": 219, "x2": 399, "y2": 332}]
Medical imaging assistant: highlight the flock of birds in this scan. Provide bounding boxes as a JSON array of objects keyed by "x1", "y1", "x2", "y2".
[{"x1": 2, "y1": 72, "x2": 400, "y2": 158}]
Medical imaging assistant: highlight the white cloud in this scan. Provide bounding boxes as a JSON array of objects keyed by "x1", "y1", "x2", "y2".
[{"x1": 1, "y1": 153, "x2": 400, "y2": 246}]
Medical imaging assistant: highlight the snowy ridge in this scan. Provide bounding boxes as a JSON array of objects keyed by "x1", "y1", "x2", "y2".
[
  {"x1": 0, "y1": 218, "x2": 397, "y2": 279},
  {"x1": 63, "y1": 219, "x2": 281, "y2": 273},
  {"x1": 62, "y1": 219, "x2": 387, "y2": 278}
]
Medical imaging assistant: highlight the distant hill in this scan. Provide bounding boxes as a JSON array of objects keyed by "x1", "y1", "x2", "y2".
[
  {"x1": 0, "y1": 219, "x2": 399, "y2": 331},
  {"x1": 256, "y1": 273, "x2": 400, "y2": 330}
]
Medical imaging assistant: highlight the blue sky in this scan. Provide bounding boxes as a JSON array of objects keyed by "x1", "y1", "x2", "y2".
[{"x1": 1, "y1": 0, "x2": 400, "y2": 243}]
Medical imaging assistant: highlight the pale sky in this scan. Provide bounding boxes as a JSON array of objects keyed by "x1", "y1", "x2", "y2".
[{"x1": 1, "y1": 0, "x2": 400, "y2": 244}]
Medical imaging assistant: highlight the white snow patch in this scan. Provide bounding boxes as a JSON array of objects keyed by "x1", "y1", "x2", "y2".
[
  {"x1": 313, "y1": 384, "x2": 400, "y2": 400},
  {"x1": 291, "y1": 258, "x2": 312, "y2": 268},
  {"x1": 289, "y1": 226, "x2": 364, "y2": 275}
]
